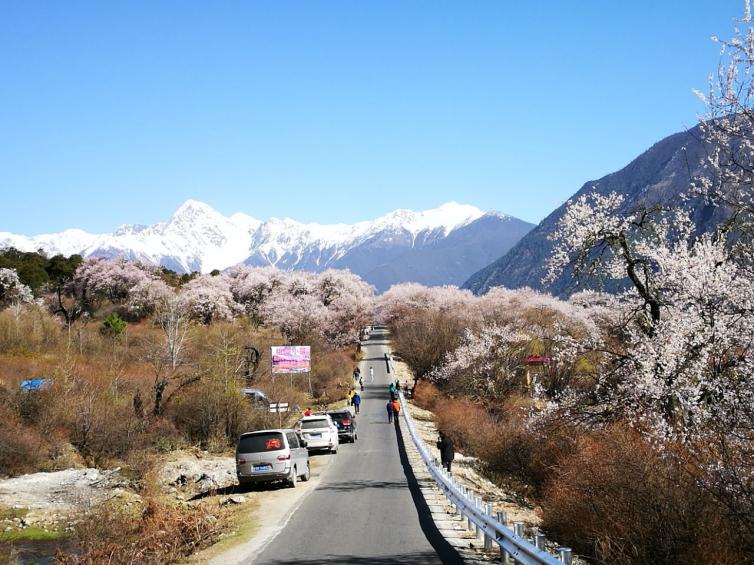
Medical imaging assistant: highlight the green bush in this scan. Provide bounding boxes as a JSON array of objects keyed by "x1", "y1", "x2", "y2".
[{"x1": 101, "y1": 312, "x2": 127, "y2": 338}]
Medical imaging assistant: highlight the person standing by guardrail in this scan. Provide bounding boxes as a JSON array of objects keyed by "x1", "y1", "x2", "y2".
[
  {"x1": 391, "y1": 397, "x2": 400, "y2": 427},
  {"x1": 437, "y1": 431, "x2": 455, "y2": 474}
]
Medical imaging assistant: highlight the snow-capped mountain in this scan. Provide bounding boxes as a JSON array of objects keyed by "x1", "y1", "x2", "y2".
[{"x1": 0, "y1": 200, "x2": 534, "y2": 291}]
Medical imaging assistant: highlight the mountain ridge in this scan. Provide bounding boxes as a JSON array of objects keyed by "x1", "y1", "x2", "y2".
[
  {"x1": 0, "y1": 200, "x2": 533, "y2": 291},
  {"x1": 463, "y1": 123, "x2": 719, "y2": 296}
]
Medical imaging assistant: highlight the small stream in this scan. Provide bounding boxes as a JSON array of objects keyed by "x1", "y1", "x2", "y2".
[{"x1": 0, "y1": 539, "x2": 80, "y2": 564}]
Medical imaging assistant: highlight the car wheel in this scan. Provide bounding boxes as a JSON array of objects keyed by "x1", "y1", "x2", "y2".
[
  {"x1": 287, "y1": 466, "x2": 297, "y2": 488},
  {"x1": 300, "y1": 463, "x2": 310, "y2": 482},
  {"x1": 330, "y1": 446, "x2": 338, "y2": 454}
]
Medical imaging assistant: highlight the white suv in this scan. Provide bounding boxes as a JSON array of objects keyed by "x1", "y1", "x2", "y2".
[{"x1": 297, "y1": 415, "x2": 339, "y2": 453}]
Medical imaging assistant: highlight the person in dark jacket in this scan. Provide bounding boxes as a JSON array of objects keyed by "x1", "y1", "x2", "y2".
[
  {"x1": 351, "y1": 392, "x2": 361, "y2": 414},
  {"x1": 437, "y1": 432, "x2": 455, "y2": 473},
  {"x1": 386, "y1": 400, "x2": 394, "y2": 423}
]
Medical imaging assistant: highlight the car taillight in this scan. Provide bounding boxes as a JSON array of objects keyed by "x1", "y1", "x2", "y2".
[
  {"x1": 237, "y1": 458, "x2": 246, "y2": 465},
  {"x1": 342, "y1": 420, "x2": 352, "y2": 426},
  {"x1": 277, "y1": 455, "x2": 291, "y2": 461}
]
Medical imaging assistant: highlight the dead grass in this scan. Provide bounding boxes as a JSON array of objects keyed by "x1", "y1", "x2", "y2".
[
  {"x1": 0, "y1": 306, "x2": 356, "y2": 472},
  {"x1": 419, "y1": 384, "x2": 750, "y2": 564},
  {"x1": 541, "y1": 425, "x2": 745, "y2": 564},
  {"x1": 55, "y1": 496, "x2": 226, "y2": 565}
]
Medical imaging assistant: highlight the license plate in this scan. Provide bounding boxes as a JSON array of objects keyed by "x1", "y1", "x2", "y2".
[
  {"x1": 310, "y1": 433, "x2": 321, "y2": 438},
  {"x1": 254, "y1": 464, "x2": 271, "y2": 471}
]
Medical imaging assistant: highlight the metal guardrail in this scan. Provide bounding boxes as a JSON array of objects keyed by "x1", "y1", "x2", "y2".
[{"x1": 398, "y1": 390, "x2": 573, "y2": 565}]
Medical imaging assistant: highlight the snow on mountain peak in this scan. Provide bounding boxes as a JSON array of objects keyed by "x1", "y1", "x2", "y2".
[
  {"x1": 0, "y1": 200, "x2": 510, "y2": 274},
  {"x1": 170, "y1": 199, "x2": 223, "y2": 223},
  {"x1": 374, "y1": 201, "x2": 485, "y2": 235}
]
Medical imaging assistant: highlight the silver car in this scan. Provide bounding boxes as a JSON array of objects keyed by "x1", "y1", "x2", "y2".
[{"x1": 236, "y1": 429, "x2": 310, "y2": 488}]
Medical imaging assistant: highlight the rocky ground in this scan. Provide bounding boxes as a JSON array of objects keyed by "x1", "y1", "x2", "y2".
[
  {"x1": 0, "y1": 467, "x2": 130, "y2": 535},
  {"x1": 159, "y1": 450, "x2": 237, "y2": 495}
]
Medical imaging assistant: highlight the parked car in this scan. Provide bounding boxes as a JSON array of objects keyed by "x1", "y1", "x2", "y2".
[
  {"x1": 241, "y1": 387, "x2": 271, "y2": 409},
  {"x1": 236, "y1": 429, "x2": 310, "y2": 488},
  {"x1": 327, "y1": 409, "x2": 357, "y2": 443},
  {"x1": 297, "y1": 415, "x2": 339, "y2": 453}
]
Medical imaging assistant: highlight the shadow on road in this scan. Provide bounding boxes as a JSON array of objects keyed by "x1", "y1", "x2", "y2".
[
  {"x1": 261, "y1": 552, "x2": 456, "y2": 564},
  {"x1": 188, "y1": 480, "x2": 291, "y2": 501},
  {"x1": 393, "y1": 416, "x2": 461, "y2": 564},
  {"x1": 315, "y1": 479, "x2": 407, "y2": 492}
]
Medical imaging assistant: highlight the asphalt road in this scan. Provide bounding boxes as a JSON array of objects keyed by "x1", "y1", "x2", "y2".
[{"x1": 251, "y1": 328, "x2": 460, "y2": 565}]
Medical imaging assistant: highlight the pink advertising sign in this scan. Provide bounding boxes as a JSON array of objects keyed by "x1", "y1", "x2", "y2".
[{"x1": 271, "y1": 345, "x2": 311, "y2": 374}]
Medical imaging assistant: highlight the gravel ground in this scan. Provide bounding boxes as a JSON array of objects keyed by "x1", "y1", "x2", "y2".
[
  {"x1": 159, "y1": 451, "x2": 237, "y2": 494},
  {"x1": 0, "y1": 468, "x2": 119, "y2": 511}
]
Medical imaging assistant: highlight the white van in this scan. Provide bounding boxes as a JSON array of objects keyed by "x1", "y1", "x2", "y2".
[{"x1": 297, "y1": 415, "x2": 339, "y2": 454}]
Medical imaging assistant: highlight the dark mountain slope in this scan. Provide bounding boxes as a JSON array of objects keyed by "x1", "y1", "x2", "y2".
[{"x1": 464, "y1": 124, "x2": 720, "y2": 296}]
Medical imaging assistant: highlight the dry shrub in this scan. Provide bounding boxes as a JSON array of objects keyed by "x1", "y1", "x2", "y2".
[
  {"x1": 434, "y1": 397, "x2": 499, "y2": 456},
  {"x1": 65, "y1": 383, "x2": 146, "y2": 466},
  {"x1": 0, "y1": 306, "x2": 62, "y2": 354},
  {"x1": 170, "y1": 378, "x2": 262, "y2": 451},
  {"x1": 311, "y1": 349, "x2": 353, "y2": 403},
  {"x1": 391, "y1": 310, "x2": 465, "y2": 378},
  {"x1": 540, "y1": 425, "x2": 745, "y2": 565},
  {"x1": 139, "y1": 417, "x2": 186, "y2": 454},
  {"x1": 429, "y1": 392, "x2": 570, "y2": 496},
  {"x1": 59, "y1": 497, "x2": 225, "y2": 564},
  {"x1": 413, "y1": 380, "x2": 442, "y2": 411},
  {"x1": 0, "y1": 404, "x2": 48, "y2": 475}
]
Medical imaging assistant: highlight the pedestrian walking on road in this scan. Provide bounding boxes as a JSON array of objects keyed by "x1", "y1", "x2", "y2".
[
  {"x1": 391, "y1": 398, "x2": 400, "y2": 426},
  {"x1": 352, "y1": 392, "x2": 361, "y2": 414},
  {"x1": 369, "y1": 366, "x2": 374, "y2": 382},
  {"x1": 386, "y1": 400, "x2": 394, "y2": 423},
  {"x1": 388, "y1": 382, "x2": 396, "y2": 399},
  {"x1": 359, "y1": 377, "x2": 364, "y2": 391},
  {"x1": 437, "y1": 432, "x2": 455, "y2": 474},
  {"x1": 347, "y1": 389, "x2": 355, "y2": 406}
]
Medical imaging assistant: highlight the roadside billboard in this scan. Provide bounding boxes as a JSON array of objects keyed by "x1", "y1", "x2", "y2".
[{"x1": 271, "y1": 345, "x2": 311, "y2": 374}]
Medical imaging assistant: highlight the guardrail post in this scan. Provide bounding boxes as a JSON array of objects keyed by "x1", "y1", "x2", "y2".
[
  {"x1": 558, "y1": 548, "x2": 573, "y2": 564},
  {"x1": 514, "y1": 522, "x2": 525, "y2": 538},
  {"x1": 534, "y1": 532, "x2": 546, "y2": 550},
  {"x1": 466, "y1": 490, "x2": 473, "y2": 531},
  {"x1": 496, "y1": 511, "x2": 510, "y2": 563},
  {"x1": 476, "y1": 496, "x2": 484, "y2": 541},
  {"x1": 484, "y1": 503, "x2": 493, "y2": 550}
]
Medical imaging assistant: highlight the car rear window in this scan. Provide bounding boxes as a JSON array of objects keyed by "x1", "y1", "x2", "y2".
[
  {"x1": 237, "y1": 432, "x2": 285, "y2": 453},
  {"x1": 328, "y1": 412, "x2": 350, "y2": 422},
  {"x1": 300, "y1": 419, "x2": 329, "y2": 429}
]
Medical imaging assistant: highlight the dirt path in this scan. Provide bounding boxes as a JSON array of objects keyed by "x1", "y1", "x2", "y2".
[{"x1": 190, "y1": 454, "x2": 335, "y2": 565}]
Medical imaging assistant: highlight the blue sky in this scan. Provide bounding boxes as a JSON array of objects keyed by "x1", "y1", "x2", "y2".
[{"x1": 0, "y1": 0, "x2": 743, "y2": 234}]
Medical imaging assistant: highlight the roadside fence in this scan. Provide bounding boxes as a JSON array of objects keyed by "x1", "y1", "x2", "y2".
[{"x1": 398, "y1": 390, "x2": 573, "y2": 565}]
